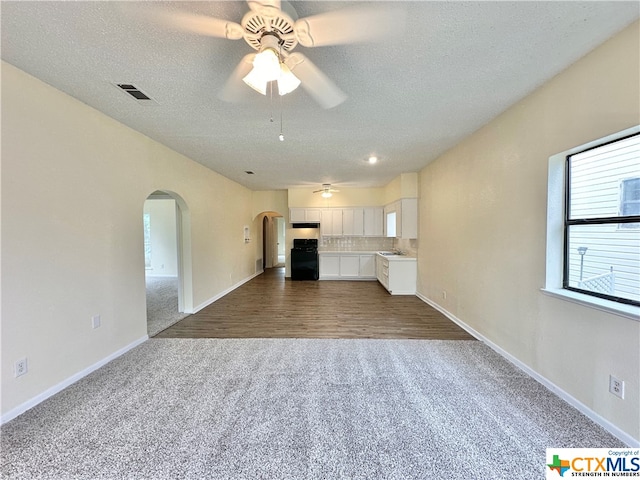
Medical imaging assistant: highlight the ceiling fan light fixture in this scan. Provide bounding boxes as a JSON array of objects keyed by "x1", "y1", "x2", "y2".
[
  {"x1": 278, "y1": 63, "x2": 301, "y2": 96},
  {"x1": 242, "y1": 35, "x2": 283, "y2": 95},
  {"x1": 242, "y1": 67, "x2": 269, "y2": 95},
  {"x1": 321, "y1": 190, "x2": 333, "y2": 198},
  {"x1": 252, "y1": 48, "x2": 281, "y2": 81}
]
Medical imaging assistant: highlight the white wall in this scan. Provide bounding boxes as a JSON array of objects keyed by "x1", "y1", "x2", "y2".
[
  {"x1": 144, "y1": 198, "x2": 178, "y2": 276},
  {"x1": 1, "y1": 61, "x2": 258, "y2": 417},
  {"x1": 417, "y1": 21, "x2": 640, "y2": 442}
]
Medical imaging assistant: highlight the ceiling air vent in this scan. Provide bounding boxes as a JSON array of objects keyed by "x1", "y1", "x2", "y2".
[{"x1": 114, "y1": 83, "x2": 158, "y2": 104}]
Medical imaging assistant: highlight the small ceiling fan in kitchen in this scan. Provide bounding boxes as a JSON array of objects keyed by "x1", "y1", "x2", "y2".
[
  {"x1": 313, "y1": 184, "x2": 340, "y2": 198},
  {"x1": 143, "y1": 0, "x2": 405, "y2": 109}
]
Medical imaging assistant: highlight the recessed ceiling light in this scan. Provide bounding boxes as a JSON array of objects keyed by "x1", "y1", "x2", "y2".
[{"x1": 368, "y1": 156, "x2": 378, "y2": 164}]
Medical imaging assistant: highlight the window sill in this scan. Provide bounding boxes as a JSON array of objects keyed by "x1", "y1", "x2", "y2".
[{"x1": 541, "y1": 288, "x2": 640, "y2": 322}]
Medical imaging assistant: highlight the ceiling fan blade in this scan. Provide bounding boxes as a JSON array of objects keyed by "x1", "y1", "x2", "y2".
[
  {"x1": 285, "y1": 53, "x2": 347, "y2": 109},
  {"x1": 247, "y1": 0, "x2": 281, "y2": 18},
  {"x1": 150, "y1": 8, "x2": 244, "y2": 40},
  {"x1": 218, "y1": 54, "x2": 256, "y2": 103},
  {"x1": 294, "y1": 5, "x2": 406, "y2": 47}
]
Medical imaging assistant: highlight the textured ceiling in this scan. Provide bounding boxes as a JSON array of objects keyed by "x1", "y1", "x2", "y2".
[{"x1": 2, "y1": 1, "x2": 638, "y2": 190}]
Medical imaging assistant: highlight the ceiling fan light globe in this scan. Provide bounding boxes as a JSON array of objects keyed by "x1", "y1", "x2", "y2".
[
  {"x1": 242, "y1": 68, "x2": 268, "y2": 95},
  {"x1": 252, "y1": 48, "x2": 281, "y2": 81},
  {"x1": 321, "y1": 191, "x2": 332, "y2": 198},
  {"x1": 278, "y1": 64, "x2": 301, "y2": 95}
]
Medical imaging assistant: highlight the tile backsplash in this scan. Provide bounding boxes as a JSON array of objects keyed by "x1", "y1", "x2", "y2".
[
  {"x1": 319, "y1": 236, "x2": 394, "y2": 252},
  {"x1": 393, "y1": 238, "x2": 418, "y2": 257},
  {"x1": 318, "y1": 236, "x2": 418, "y2": 256}
]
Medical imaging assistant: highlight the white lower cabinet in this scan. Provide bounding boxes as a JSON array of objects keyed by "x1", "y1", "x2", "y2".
[
  {"x1": 319, "y1": 255, "x2": 340, "y2": 278},
  {"x1": 319, "y1": 253, "x2": 378, "y2": 280},
  {"x1": 375, "y1": 254, "x2": 417, "y2": 295},
  {"x1": 359, "y1": 254, "x2": 376, "y2": 278},
  {"x1": 339, "y1": 255, "x2": 360, "y2": 278}
]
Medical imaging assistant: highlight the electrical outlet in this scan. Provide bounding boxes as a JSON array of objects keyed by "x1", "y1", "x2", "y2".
[
  {"x1": 92, "y1": 315, "x2": 101, "y2": 329},
  {"x1": 609, "y1": 375, "x2": 624, "y2": 399},
  {"x1": 15, "y1": 358, "x2": 28, "y2": 378},
  {"x1": 442, "y1": 291, "x2": 447, "y2": 300}
]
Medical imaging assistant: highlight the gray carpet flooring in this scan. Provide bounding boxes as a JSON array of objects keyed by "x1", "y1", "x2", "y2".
[
  {"x1": 146, "y1": 276, "x2": 189, "y2": 337},
  {"x1": 1, "y1": 339, "x2": 622, "y2": 479}
]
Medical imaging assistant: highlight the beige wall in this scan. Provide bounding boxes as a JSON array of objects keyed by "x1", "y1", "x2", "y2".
[
  {"x1": 1, "y1": 62, "x2": 259, "y2": 416},
  {"x1": 382, "y1": 173, "x2": 418, "y2": 204},
  {"x1": 287, "y1": 173, "x2": 418, "y2": 209},
  {"x1": 288, "y1": 187, "x2": 386, "y2": 208},
  {"x1": 252, "y1": 190, "x2": 288, "y2": 219},
  {"x1": 417, "y1": 21, "x2": 640, "y2": 441}
]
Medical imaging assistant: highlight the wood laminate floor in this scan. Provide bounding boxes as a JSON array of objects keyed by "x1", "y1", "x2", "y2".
[{"x1": 154, "y1": 267, "x2": 475, "y2": 340}]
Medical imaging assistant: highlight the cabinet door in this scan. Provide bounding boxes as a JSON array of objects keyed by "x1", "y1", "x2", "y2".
[
  {"x1": 331, "y1": 209, "x2": 343, "y2": 236},
  {"x1": 359, "y1": 254, "x2": 376, "y2": 277},
  {"x1": 319, "y1": 255, "x2": 340, "y2": 278},
  {"x1": 342, "y1": 208, "x2": 364, "y2": 236},
  {"x1": 351, "y1": 208, "x2": 364, "y2": 236},
  {"x1": 340, "y1": 255, "x2": 360, "y2": 277},
  {"x1": 321, "y1": 209, "x2": 334, "y2": 236},
  {"x1": 306, "y1": 209, "x2": 321, "y2": 222},
  {"x1": 377, "y1": 257, "x2": 389, "y2": 289},
  {"x1": 363, "y1": 207, "x2": 383, "y2": 236},
  {"x1": 290, "y1": 208, "x2": 306, "y2": 223},
  {"x1": 376, "y1": 255, "x2": 383, "y2": 280}
]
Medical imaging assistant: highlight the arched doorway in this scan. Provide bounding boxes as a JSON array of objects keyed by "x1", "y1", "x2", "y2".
[
  {"x1": 258, "y1": 211, "x2": 285, "y2": 271},
  {"x1": 143, "y1": 190, "x2": 193, "y2": 336}
]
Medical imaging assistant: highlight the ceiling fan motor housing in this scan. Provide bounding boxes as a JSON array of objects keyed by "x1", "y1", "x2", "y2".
[{"x1": 241, "y1": 10, "x2": 297, "y2": 52}]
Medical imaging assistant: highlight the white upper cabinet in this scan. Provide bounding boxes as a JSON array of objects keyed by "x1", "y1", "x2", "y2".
[
  {"x1": 306, "y1": 209, "x2": 322, "y2": 222},
  {"x1": 363, "y1": 207, "x2": 383, "y2": 236},
  {"x1": 290, "y1": 208, "x2": 321, "y2": 223},
  {"x1": 342, "y1": 208, "x2": 364, "y2": 236},
  {"x1": 308, "y1": 204, "x2": 406, "y2": 238},
  {"x1": 321, "y1": 209, "x2": 343, "y2": 236},
  {"x1": 384, "y1": 199, "x2": 418, "y2": 239}
]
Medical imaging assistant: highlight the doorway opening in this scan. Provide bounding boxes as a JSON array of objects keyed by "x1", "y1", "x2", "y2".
[
  {"x1": 144, "y1": 190, "x2": 193, "y2": 336},
  {"x1": 258, "y1": 212, "x2": 285, "y2": 270}
]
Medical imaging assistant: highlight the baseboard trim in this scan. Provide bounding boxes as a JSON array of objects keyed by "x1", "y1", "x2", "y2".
[
  {"x1": 1, "y1": 335, "x2": 148, "y2": 425},
  {"x1": 192, "y1": 271, "x2": 262, "y2": 314},
  {"x1": 416, "y1": 292, "x2": 639, "y2": 447}
]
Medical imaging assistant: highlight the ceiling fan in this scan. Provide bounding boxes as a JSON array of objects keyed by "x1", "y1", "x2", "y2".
[
  {"x1": 314, "y1": 184, "x2": 340, "y2": 198},
  {"x1": 145, "y1": 0, "x2": 405, "y2": 109}
]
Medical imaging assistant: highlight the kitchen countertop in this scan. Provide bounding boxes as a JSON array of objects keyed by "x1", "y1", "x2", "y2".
[{"x1": 318, "y1": 251, "x2": 417, "y2": 261}]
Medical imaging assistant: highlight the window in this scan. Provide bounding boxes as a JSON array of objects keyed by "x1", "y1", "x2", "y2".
[
  {"x1": 564, "y1": 132, "x2": 640, "y2": 306},
  {"x1": 620, "y1": 177, "x2": 640, "y2": 220},
  {"x1": 386, "y1": 211, "x2": 396, "y2": 238}
]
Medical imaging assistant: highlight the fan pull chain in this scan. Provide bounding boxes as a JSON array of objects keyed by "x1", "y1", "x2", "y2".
[
  {"x1": 269, "y1": 81, "x2": 274, "y2": 123},
  {"x1": 278, "y1": 43, "x2": 284, "y2": 141},
  {"x1": 279, "y1": 90, "x2": 284, "y2": 141}
]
